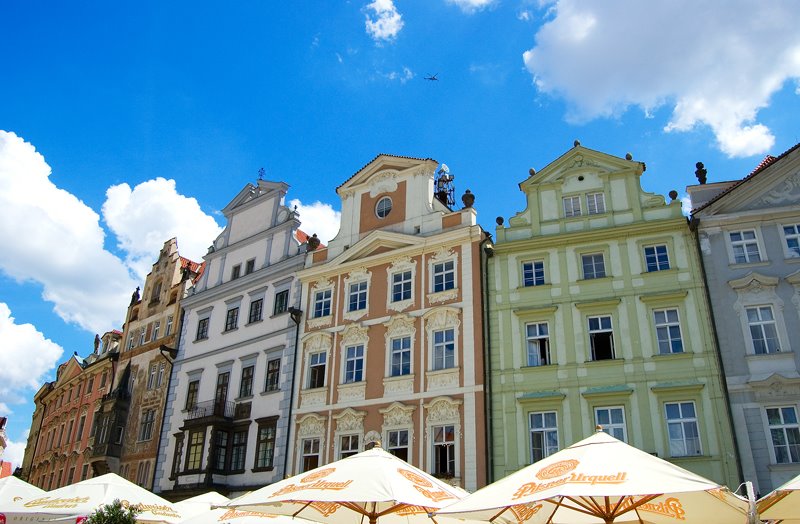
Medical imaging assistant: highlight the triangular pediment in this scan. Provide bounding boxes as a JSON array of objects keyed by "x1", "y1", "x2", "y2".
[
  {"x1": 55, "y1": 356, "x2": 84, "y2": 386},
  {"x1": 221, "y1": 180, "x2": 288, "y2": 217},
  {"x1": 520, "y1": 145, "x2": 644, "y2": 190},
  {"x1": 698, "y1": 144, "x2": 800, "y2": 216},
  {"x1": 327, "y1": 230, "x2": 421, "y2": 266},
  {"x1": 337, "y1": 154, "x2": 438, "y2": 194},
  {"x1": 749, "y1": 372, "x2": 800, "y2": 389}
]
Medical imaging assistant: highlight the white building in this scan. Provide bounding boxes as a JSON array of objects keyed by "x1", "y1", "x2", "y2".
[{"x1": 154, "y1": 180, "x2": 307, "y2": 498}]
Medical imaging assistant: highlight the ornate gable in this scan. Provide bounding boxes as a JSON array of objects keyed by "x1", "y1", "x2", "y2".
[{"x1": 520, "y1": 145, "x2": 643, "y2": 190}]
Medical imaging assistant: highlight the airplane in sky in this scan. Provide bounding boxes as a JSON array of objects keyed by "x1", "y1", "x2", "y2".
[{"x1": 424, "y1": 73, "x2": 438, "y2": 81}]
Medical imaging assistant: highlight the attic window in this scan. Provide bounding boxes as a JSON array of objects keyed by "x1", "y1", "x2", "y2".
[{"x1": 376, "y1": 197, "x2": 392, "y2": 218}]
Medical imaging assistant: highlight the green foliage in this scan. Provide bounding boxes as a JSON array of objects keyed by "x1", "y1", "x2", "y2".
[{"x1": 85, "y1": 500, "x2": 140, "y2": 524}]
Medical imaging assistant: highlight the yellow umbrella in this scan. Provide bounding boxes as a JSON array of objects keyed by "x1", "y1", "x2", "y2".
[{"x1": 757, "y1": 472, "x2": 800, "y2": 523}]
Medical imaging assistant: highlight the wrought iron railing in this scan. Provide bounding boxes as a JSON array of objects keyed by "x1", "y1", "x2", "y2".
[{"x1": 185, "y1": 400, "x2": 234, "y2": 420}]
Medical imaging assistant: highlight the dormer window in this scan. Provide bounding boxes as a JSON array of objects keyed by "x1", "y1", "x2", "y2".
[{"x1": 376, "y1": 197, "x2": 392, "y2": 218}]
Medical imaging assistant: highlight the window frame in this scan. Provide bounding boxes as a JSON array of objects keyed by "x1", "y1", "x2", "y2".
[
  {"x1": 432, "y1": 328, "x2": 456, "y2": 371},
  {"x1": 432, "y1": 260, "x2": 456, "y2": 293},
  {"x1": 273, "y1": 289, "x2": 289, "y2": 316},
  {"x1": 248, "y1": 298, "x2": 264, "y2": 324},
  {"x1": 594, "y1": 406, "x2": 627, "y2": 442},
  {"x1": 644, "y1": 244, "x2": 671, "y2": 272},
  {"x1": 767, "y1": 406, "x2": 800, "y2": 464},
  {"x1": 185, "y1": 380, "x2": 199, "y2": 411},
  {"x1": 386, "y1": 429, "x2": 409, "y2": 461},
  {"x1": 313, "y1": 289, "x2": 332, "y2": 318},
  {"x1": 265, "y1": 357, "x2": 281, "y2": 392},
  {"x1": 239, "y1": 365, "x2": 255, "y2": 398},
  {"x1": 728, "y1": 229, "x2": 763, "y2": 264},
  {"x1": 343, "y1": 344, "x2": 365, "y2": 384},
  {"x1": 563, "y1": 195, "x2": 581, "y2": 218},
  {"x1": 431, "y1": 424, "x2": 456, "y2": 478},
  {"x1": 664, "y1": 401, "x2": 702, "y2": 457},
  {"x1": 529, "y1": 411, "x2": 559, "y2": 463},
  {"x1": 185, "y1": 430, "x2": 205, "y2": 472},
  {"x1": 348, "y1": 281, "x2": 368, "y2": 313},
  {"x1": 581, "y1": 253, "x2": 607, "y2": 280},
  {"x1": 307, "y1": 351, "x2": 327, "y2": 389},
  {"x1": 390, "y1": 336, "x2": 412, "y2": 377},
  {"x1": 196, "y1": 317, "x2": 210, "y2": 341},
  {"x1": 588, "y1": 315, "x2": 615, "y2": 361},
  {"x1": 224, "y1": 307, "x2": 239, "y2": 332},
  {"x1": 746, "y1": 305, "x2": 781, "y2": 354},
  {"x1": 522, "y1": 260, "x2": 545, "y2": 287},
  {"x1": 525, "y1": 322, "x2": 550, "y2": 367},
  {"x1": 586, "y1": 192, "x2": 606, "y2": 215},
  {"x1": 339, "y1": 434, "x2": 360, "y2": 459},
  {"x1": 391, "y1": 270, "x2": 412, "y2": 303},
  {"x1": 254, "y1": 417, "x2": 278, "y2": 471},
  {"x1": 300, "y1": 437, "x2": 321, "y2": 473},
  {"x1": 654, "y1": 308, "x2": 684, "y2": 354},
  {"x1": 138, "y1": 409, "x2": 156, "y2": 442},
  {"x1": 781, "y1": 223, "x2": 800, "y2": 258}
]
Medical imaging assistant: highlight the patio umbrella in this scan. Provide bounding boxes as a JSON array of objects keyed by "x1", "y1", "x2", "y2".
[
  {"x1": 175, "y1": 492, "x2": 231, "y2": 520},
  {"x1": 437, "y1": 428, "x2": 750, "y2": 524},
  {"x1": 2, "y1": 473, "x2": 182, "y2": 524},
  {"x1": 226, "y1": 444, "x2": 466, "y2": 524},
  {"x1": 0, "y1": 476, "x2": 44, "y2": 505},
  {"x1": 757, "y1": 472, "x2": 800, "y2": 523}
]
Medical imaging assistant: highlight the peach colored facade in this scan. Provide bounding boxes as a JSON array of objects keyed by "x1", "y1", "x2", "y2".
[
  {"x1": 22, "y1": 333, "x2": 120, "y2": 490},
  {"x1": 290, "y1": 154, "x2": 489, "y2": 490}
]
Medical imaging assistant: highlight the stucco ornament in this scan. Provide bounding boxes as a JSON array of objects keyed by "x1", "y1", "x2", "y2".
[
  {"x1": 303, "y1": 332, "x2": 332, "y2": 356},
  {"x1": 381, "y1": 402, "x2": 415, "y2": 426},
  {"x1": 334, "y1": 408, "x2": 366, "y2": 432},
  {"x1": 369, "y1": 171, "x2": 399, "y2": 197},
  {"x1": 340, "y1": 323, "x2": 369, "y2": 347},
  {"x1": 424, "y1": 306, "x2": 461, "y2": 335},
  {"x1": 758, "y1": 172, "x2": 800, "y2": 205},
  {"x1": 384, "y1": 314, "x2": 416, "y2": 341},
  {"x1": 425, "y1": 397, "x2": 461, "y2": 425},
  {"x1": 297, "y1": 414, "x2": 326, "y2": 437}
]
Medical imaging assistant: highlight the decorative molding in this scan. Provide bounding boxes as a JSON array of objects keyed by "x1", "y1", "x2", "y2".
[
  {"x1": 384, "y1": 314, "x2": 416, "y2": 340},
  {"x1": 303, "y1": 332, "x2": 332, "y2": 356},
  {"x1": 333, "y1": 407, "x2": 366, "y2": 433},
  {"x1": 369, "y1": 171, "x2": 399, "y2": 197},
  {"x1": 755, "y1": 172, "x2": 800, "y2": 206},
  {"x1": 340, "y1": 323, "x2": 369, "y2": 347},
  {"x1": 337, "y1": 382, "x2": 366, "y2": 402},
  {"x1": 426, "y1": 368, "x2": 459, "y2": 390},
  {"x1": 424, "y1": 396, "x2": 462, "y2": 425},
  {"x1": 343, "y1": 268, "x2": 371, "y2": 321},
  {"x1": 300, "y1": 389, "x2": 326, "y2": 408},
  {"x1": 430, "y1": 247, "x2": 456, "y2": 265},
  {"x1": 364, "y1": 430, "x2": 381, "y2": 445},
  {"x1": 380, "y1": 402, "x2": 416, "y2": 427},
  {"x1": 428, "y1": 288, "x2": 459, "y2": 304},
  {"x1": 383, "y1": 375, "x2": 414, "y2": 396},
  {"x1": 423, "y1": 307, "x2": 461, "y2": 334},
  {"x1": 297, "y1": 414, "x2": 326, "y2": 437},
  {"x1": 728, "y1": 272, "x2": 779, "y2": 293}
]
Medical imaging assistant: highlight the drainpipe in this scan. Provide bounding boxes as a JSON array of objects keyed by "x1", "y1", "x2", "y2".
[
  {"x1": 479, "y1": 232, "x2": 494, "y2": 484},
  {"x1": 282, "y1": 306, "x2": 303, "y2": 479},
  {"x1": 689, "y1": 216, "x2": 744, "y2": 485},
  {"x1": 152, "y1": 307, "x2": 184, "y2": 489}
]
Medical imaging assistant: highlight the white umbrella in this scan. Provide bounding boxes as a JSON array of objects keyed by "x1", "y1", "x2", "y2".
[
  {"x1": 437, "y1": 428, "x2": 750, "y2": 524},
  {"x1": 227, "y1": 445, "x2": 466, "y2": 524},
  {"x1": 0, "y1": 476, "x2": 44, "y2": 506},
  {"x1": 757, "y1": 472, "x2": 800, "y2": 523},
  {"x1": 175, "y1": 492, "x2": 230, "y2": 520},
  {"x1": 3, "y1": 473, "x2": 182, "y2": 524},
  {"x1": 180, "y1": 507, "x2": 322, "y2": 524}
]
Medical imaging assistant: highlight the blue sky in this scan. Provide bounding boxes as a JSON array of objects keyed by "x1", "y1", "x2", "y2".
[{"x1": 1, "y1": 0, "x2": 799, "y2": 468}]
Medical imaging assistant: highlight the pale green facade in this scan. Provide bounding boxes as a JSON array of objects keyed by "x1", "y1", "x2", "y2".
[{"x1": 487, "y1": 145, "x2": 740, "y2": 488}]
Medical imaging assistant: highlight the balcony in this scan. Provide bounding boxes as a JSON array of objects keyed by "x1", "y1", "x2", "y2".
[
  {"x1": 91, "y1": 441, "x2": 122, "y2": 458},
  {"x1": 186, "y1": 400, "x2": 235, "y2": 421},
  {"x1": 102, "y1": 388, "x2": 130, "y2": 403}
]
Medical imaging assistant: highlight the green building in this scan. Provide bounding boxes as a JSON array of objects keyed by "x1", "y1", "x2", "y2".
[{"x1": 487, "y1": 144, "x2": 740, "y2": 488}]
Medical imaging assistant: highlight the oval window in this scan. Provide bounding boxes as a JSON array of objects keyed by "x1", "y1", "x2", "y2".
[{"x1": 376, "y1": 197, "x2": 392, "y2": 218}]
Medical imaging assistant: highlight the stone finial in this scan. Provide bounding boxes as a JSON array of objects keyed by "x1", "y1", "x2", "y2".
[
  {"x1": 528, "y1": 168, "x2": 536, "y2": 177},
  {"x1": 496, "y1": 216, "x2": 504, "y2": 226},
  {"x1": 306, "y1": 233, "x2": 321, "y2": 252},
  {"x1": 625, "y1": 152, "x2": 632, "y2": 160},
  {"x1": 461, "y1": 189, "x2": 475, "y2": 208},
  {"x1": 669, "y1": 190, "x2": 678, "y2": 201},
  {"x1": 695, "y1": 162, "x2": 707, "y2": 184},
  {"x1": 573, "y1": 139, "x2": 581, "y2": 147}
]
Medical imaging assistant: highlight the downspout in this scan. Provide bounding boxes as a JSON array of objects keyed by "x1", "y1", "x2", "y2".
[
  {"x1": 479, "y1": 232, "x2": 494, "y2": 484},
  {"x1": 689, "y1": 216, "x2": 744, "y2": 484},
  {"x1": 283, "y1": 305, "x2": 303, "y2": 479},
  {"x1": 152, "y1": 307, "x2": 184, "y2": 489}
]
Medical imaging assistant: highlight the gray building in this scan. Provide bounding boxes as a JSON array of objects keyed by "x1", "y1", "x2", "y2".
[{"x1": 689, "y1": 143, "x2": 800, "y2": 494}]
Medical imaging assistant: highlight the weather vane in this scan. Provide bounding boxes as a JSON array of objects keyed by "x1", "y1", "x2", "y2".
[{"x1": 258, "y1": 167, "x2": 265, "y2": 180}]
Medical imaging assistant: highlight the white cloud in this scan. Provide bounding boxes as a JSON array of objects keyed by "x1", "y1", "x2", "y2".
[
  {"x1": 522, "y1": 0, "x2": 800, "y2": 158},
  {"x1": 102, "y1": 178, "x2": 222, "y2": 281},
  {"x1": 517, "y1": 9, "x2": 532, "y2": 21},
  {"x1": 0, "y1": 131, "x2": 137, "y2": 332},
  {"x1": 289, "y1": 199, "x2": 341, "y2": 245},
  {"x1": 364, "y1": 0, "x2": 404, "y2": 42},
  {"x1": 681, "y1": 195, "x2": 693, "y2": 216},
  {"x1": 3, "y1": 432, "x2": 28, "y2": 470},
  {"x1": 446, "y1": 0, "x2": 496, "y2": 14},
  {"x1": 384, "y1": 67, "x2": 415, "y2": 83},
  {"x1": 0, "y1": 303, "x2": 64, "y2": 414}
]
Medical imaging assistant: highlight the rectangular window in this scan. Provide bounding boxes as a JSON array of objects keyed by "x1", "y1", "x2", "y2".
[
  {"x1": 152, "y1": 321, "x2": 161, "y2": 341},
  {"x1": 139, "y1": 327, "x2": 146, "y2": 346},
  {"x1": 100, "y1": 372, "x2": 107, "y2": 388},
  {"x1": 66, "y1": 421, "x2": 74, "y2": 445},
  {"x1": 185, "y1": 380, "x2": 199, "y2": 410},
  {"x1": 526, "y1": 322, "x2": 550, "y2": 366},
  {"x1": 582, "y1": 253, "x2": 606, "y2": 279},
  {"x1": 784, "y1": 224, "x2": 800, "y2": 257},
  {"x1": 308, "y1": 352, "x2": 326, "y2": 389},
  {"x1": 644, "y1": 245, "x2": 670, "y2": 272},
  {"x1": 245, "y1": 258, "x2": 256, "y2": 275},
  {"x1": 768, "y1": 407, "x2": 800, "y2": 464},
  {"x1": 339, "y1": 434, "x2": 359, "y2": 459},
  {"x1": 563, "y1": 195, "x2": 581, "y2": 217},
  {"x1": 87, "y1": 376, "x2": 94, "y2": 393},
  {"x1": 586, "y1": 192, "x2": 605, "y2": 214},
  {"x1": 522, "y1": 261, "x2": 545, "y2": 287},
  {"x1": 654, "y1": 309, "x2": 684, "y2": 354},
  {"x1": 81, "y1": 464, "x2": 89, "y2": 481},
  {"x1": 747, "y1": 306, "x2": 780, "y2": 354},
  {"x1": 248, "y1": 299, "x2": 264, "y2": 323},
  {"x1": 186, "y1": 430, "x2": 205, "y2": 471},
  {"x1": 314, "y1": 289, "x2": 332, "y2": 318},
  {"x1": 433, "y1": 328, "x2": 455, "y2": 370},
  {"x1": 196, "y1": 318, "x2": 209, "y2": 340},
  {"x1": 255, "y1": 419, "x2": 277, "y2": 469},
  {"x1": 665, "y1": 401, "x2": 701, "y2": 456},
  {"x1": 301, "y1": 438, "x2": 320, "y2": 472},
  {"x1": 171, "y1": 435, "x2": 184, "y2": 478},
  {"x1": 215, "y1": 372, "x2": 230, "y2": 405},
  {"x1": 595, "y1": 407, "x2": 627, "y2": 442},
  {"x1": 239, "y1": 365, "x2": 254, "y2": 397},
  {"x1": 530, "y1": 411, "x2": 558, "y2": 463},
  {"x1": 730, "y1": 230, "x2": 762, "y2": 263},
  {"x1": 165, "y1": 315, "x2": 174, "y2": 336},
  {"x1": 273, "y1": 290, "x2": 289, "y2": 315},
  {"x1": 147, "y1": 363, "x2": 158, "y2": 390},
  {"x1": 265, "y1": 358, "x2": 281, "y2": 392},
  {"x1": 231, "y1": 264, "x2": 241, "y2": 280},
  {"x1": 213, "y1": 430, "x2": 228, "y2": 471},
  {"x1": 588, "y1": 315, "x2": 614, "y2": 360},
  {"x1": 390, "y1": 336, "x2": 411, "y2": 377},
  {"x1": 392, "y1": 271, "x2": 412, "y2": 302},
  {"x1": 77, "y1": 415, "x2": 86, "y2": 441},
  {"x1": 138, "y1": 409, "x2": 156, "y2": 441},
  {"x1": 348, "y1": 281, "x2": 368, "y2": 312},
  {"x1": 387, "y1": 429, "x2": 409, "y2": 461},
  {"x1": 224, "y1": 307, "x2": 239, "y2": 331},
  {"x1": 127, "y1": 334, "x2": 135, "y2": 350},
  {"x1": 156, "y1": 362, "x2": 166, "y2": 388},
  {"x1": 344, "y1": 345, "x2": 365, "y2": 383},
  {"x1": 433, "y1": 261, "x2": 455, "y2": 293},
  {"x1": 231, "y1": 430, "x2": 248, "y2": 471},
  {"x1": 432, "y1": 425, "x2": 455, "y2": 477}
]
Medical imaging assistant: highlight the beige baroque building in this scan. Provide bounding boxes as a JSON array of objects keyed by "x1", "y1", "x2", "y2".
[{"x1": 290, "y1": 154, "x2": 489, "y2": 491}]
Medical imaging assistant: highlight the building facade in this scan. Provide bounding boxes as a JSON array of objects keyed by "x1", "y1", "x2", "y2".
[
  {"x1": 21, "y1": 332, "x2": 121, "y2": 490},
  {"x1": 689, "y1": 143, "x2": 800, "y2": 493},
  {"x1": 489, "y1": 144, "x2": 739, "y2": 487},
  {"x1": 290, "y1": 154, "x2": 488, "y2": 491},
  {"x1": 90, "y1": 238, "x2": 201, "y2": 488},
  {"x1": 154, "y1": 180, "x2": 306, "y2": 499}
]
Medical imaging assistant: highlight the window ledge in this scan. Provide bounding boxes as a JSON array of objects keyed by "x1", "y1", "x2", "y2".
[
  {"x1": 252, "y1": 466, "x2": 275, "y2": 473},
  {"x1": 651, "y1": 351, "x2": 692, "y2": 360},
  {"x1": 235, "y1": 395, "x2": 254, "y2": 401},
  {"x1": 746, "y1": 351, "x2": 794, "y2": 361},
  {"x1": 768, "y1": 462, "x2": 800, "y2": 472},
  {"x1": 261, "y1": 388, "x2": 281, "y2": 396},
  {"x1": 246, "y1": 319, "x2": 263, "y2": 326},
  {"x1": 586, "y1": 358, "x2": 624, "y2": 366},
  {"x1": 270, "y1": 311, "x2": 290, "y2": 318},
  {"x1": 668, "y1": 454, "x2": 710, "y2": 462},
  {"x1": 729, "y1": 261, "x2": 770, "y2": 269},
  {"x1": 579, "y1": 276, "x2": 612, "y2": 282},
  {"x1": 428, "y1": 287, "x2": 459, "y2": 304},
  {"x1": 222, "y1": 328, "x2": 239, "y2": 334},
  {"x1": 518, "y1": 283, "x2": 552, "y2": 291},
  {"x1": 640, "y1": 268, "x2": 678, "y2": 275}
]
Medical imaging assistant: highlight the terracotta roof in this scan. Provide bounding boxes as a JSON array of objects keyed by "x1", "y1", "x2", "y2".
[
  {"x1": 337, "y1": 153, "x2": 437, "y2": 191},
  {"x1": 111, "y1": 329, "x2": 123, "y2": 336},
  {"x1": 179, "y1": 256, "x2": 202, "y2": 274},
  {"x1": 193, "y1": 261, "x2": 206, "y2": 284},
  {"x1": 295, "y1": 228, "x2": 326, "y2": 248},
  {"x1": 692, "y1": 142, "x2": 800, "y2": 214}
]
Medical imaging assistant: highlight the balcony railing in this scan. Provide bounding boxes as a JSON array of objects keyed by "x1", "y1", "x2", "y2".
[
  {"x1": 101, "y1": 388, "x2": 130, "y2": 403},
  {"x1": 186, "y1": 400, "x2": 234, "y2": 421}
]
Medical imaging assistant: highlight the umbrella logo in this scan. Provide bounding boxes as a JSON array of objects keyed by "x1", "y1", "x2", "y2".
[
  {"x1": 301, "y1": 468, "x2": 335, "y2": 483},
  {"x1": 535, "y1": 460, "x2": 579, "y2": 480},
  {"x1": 397, "y1": 469, "x2": 434, "y2": 488}
]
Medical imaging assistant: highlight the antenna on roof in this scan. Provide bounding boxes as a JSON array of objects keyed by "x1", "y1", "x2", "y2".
[{"x1": 434, "y1": 164, "x2": 455, "y2": 208}]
